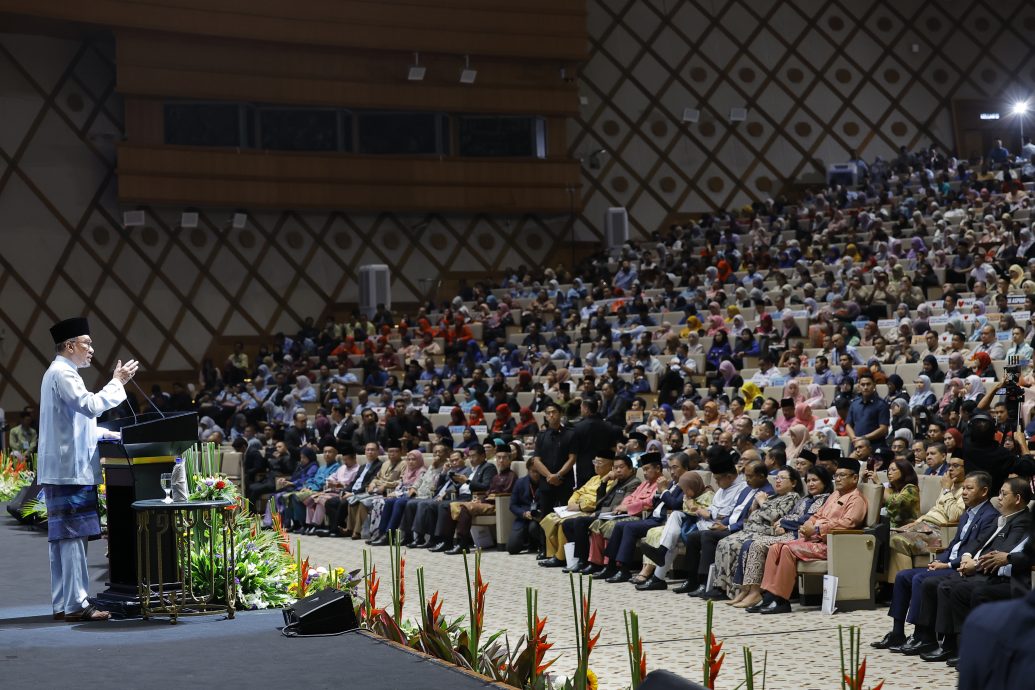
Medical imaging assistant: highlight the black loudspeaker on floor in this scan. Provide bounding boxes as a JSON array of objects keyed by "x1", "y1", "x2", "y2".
[{"x1": 282, "y1": 588, "x2": 359, "y2": 635}]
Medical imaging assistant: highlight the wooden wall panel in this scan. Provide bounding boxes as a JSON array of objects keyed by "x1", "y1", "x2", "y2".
[
  {"x1": 115, "y1": 33, "x2": 579, "y2": 115},
  {"x1": 0, "y1": 0, "x2": 588, "y2": 60},
  {"x1": 117, "y1": 145, "x2": 583, "y2": 213}
]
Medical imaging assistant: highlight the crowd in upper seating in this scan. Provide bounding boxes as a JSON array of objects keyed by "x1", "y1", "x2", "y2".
[{"x1": 8, "y1": 139, "x2": 1034, "y2": 685}]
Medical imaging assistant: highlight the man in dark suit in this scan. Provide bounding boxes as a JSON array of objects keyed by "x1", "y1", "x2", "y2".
[
  {"x1": 283, "y1": 410, "x2": 315, "y2": 452},
  {"x1": 318, "y1": 441, "x2": 382, "y2": 537},
  {"x1": 506, "y1": 466, "x2": 543, "y2": 555},
  {"x1": 560, "y1": 453, "x2": 642, "y2": 572},
  {"x1": 874, "y1": 471, "x2": 997, "y2": 653},
  {"x1": 429, "y1": 444, "x2": 498, "y2": 552},
  {"x1": 957, "y1": 515, "x2": 1035, "y2": 688},
  {"x1": 600, "y1": 382, "x2": 630, "y2": 429},
  {"x1": 920, "y1": 477, "x2": 1034, "y2": 662},
  {"x1": 600, "y1": 452, "x2": 691, "y2": 587}
]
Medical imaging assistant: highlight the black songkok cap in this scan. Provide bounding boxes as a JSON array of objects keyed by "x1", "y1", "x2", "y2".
[
  {"x1": 837, "y1": 457, "x2": 861, "y2": 474},
  {"x1": 817, "y1": 447, "x2": 842, "y2": 462},
  {"x1": 638, "y1": 452, "x2": 663, "y2": 467},
  {"x1": 50, "y1": 317, "x2": 90, "y2": 345}
]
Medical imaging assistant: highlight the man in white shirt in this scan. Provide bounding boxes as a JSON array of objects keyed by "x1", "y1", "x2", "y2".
[
  {"x1": 38, "y1": 318, "x2": 138, "y2": 622},
  {"x1": 971, "y1": 325, "x2": 1006, "y2": 361}
]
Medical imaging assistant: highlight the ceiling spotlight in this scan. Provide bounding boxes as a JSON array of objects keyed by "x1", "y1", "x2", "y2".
[
  {"x1": 682, "y1": 108, "x2": 700, "y2": 123},
  {"x1": 1013, "y1": 101, "x2": 1029, "y2": 116},
  {"x1": 460, "y1": 55, "x2": 477, "y2": 84},
  {"x1": 408, "y1": 52, "x2": 426, "y2": 81},
  {"x1": 181, "y1": 211, "x2": 199, "y2": 229},
  {"x1": 231, "y1": 212, "x2": 247, "y2": 229},
  {"x1": 729, "y1": 107, "x2": 748, "y2": 122}
]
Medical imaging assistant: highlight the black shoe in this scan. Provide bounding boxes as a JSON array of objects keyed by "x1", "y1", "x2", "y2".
[
  {"x1": 946, "y1": 656, "x2": 959, "y2": 668},
  {"x1": 919, "y1": 645, "x2": 954, "y2": 663},
  {"x1": 672, "y1": 581, "x2": 697, "y2": 594},
  {"x1": 538, "y1": 557, "x2": 566, "y2": 568},
  {"x1": 369, "y1": 535, "x2": 390, "y2": 547},
  {"x1": 562, "y1": 561, "x2": 584, "y2": 574},
  {"x1": 398, "y1": 536, "x2": 413, "y2": 547},
  {"x1": 759, "y1": 600, "x2": 792, "y2": 615},
  {"x1": 605, "y1": 569, "x2": 632, "y2": 584},
  {"x1": 429, "y1": 541, "x2": 451, "y2": 553},
  {"x1": 899, "y1": 639, "x2": 937, "y2": 657},
  {"x1": 701, "y1": 589, "x2": 728, "y2": 601},
  {"x1": 577, "y1": 562, "x2": 601, "y2": 575},
  {"x1": 744, "y1": 600, "x2": 767, "y2": 613},
  {"x1": 888, "y1": 634, "x2": 918, "y2": 653},
  {"x1": 592, "y1": 566, "x2": 618, "y2": 580},
  {"x1": 686, "y1": 584, "x2": 708, "y2": 598},
  {"x1": 535, "y1": 551, "x2": 548, "y2": 560},
  {"x1": 871, "y1": 632, "x2": 906, "y2": 650},
  {"x1": 639, "y1": 543, "x2": 668, "y2": 565},
  {"x1": 636, "y1": 575, "x2": 668, "y2": 591},
  {"x1": 314, "y1": 529, "x2": 332, "y2": 538},
  {"x1": 444, "y1": 544, "x2": 468, "y2": 556},
  {"x1": 364, "y1": 532, "x2": 381, "y2": 545}
]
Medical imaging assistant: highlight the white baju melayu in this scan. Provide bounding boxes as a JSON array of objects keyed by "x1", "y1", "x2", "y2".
[{"x1": 38, "y1": 355, "x2": 125, "y2": 615}]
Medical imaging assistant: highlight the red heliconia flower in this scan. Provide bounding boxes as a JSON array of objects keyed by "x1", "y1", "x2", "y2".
[{"x1": 429, "y1": 591, "x2": 443, "y2": 622}]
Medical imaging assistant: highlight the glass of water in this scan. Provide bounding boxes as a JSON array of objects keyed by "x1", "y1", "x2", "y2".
[{"x1": 160, "y1": 473, "x2": 173, "y2": 503}]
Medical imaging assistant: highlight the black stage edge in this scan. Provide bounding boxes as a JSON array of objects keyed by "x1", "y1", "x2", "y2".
[{"x1": 0, "y1": 511, "x2": 506, "y2": 690}]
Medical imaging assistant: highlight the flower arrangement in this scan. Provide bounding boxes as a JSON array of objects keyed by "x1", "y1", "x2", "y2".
[
  {"x1": 189, "y1": 513, "x2": 298, "y2": 610},
  {"x1": 188, "y1": 474, "x2": 239, "y2": 502},
  {"x1": 0, "y1": 452, "x2": 34, "y2": 502}
]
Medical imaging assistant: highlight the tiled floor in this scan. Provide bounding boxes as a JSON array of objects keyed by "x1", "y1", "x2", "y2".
[{"x1": 297, "y1": 534, "x2": 955, "y2": 690}]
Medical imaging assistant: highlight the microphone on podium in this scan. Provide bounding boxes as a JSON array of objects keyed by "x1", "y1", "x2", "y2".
[{"x1": 129, "y1": 371, "x2": 167, "y2": 419}]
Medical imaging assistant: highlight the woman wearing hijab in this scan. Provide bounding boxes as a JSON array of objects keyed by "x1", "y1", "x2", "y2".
[
  {"x1": 290, "y1": 375, "x2": 317, "y2": 402},
  {"x1": 732, "y1": 328, "x2": 760, "y2": 366},
  {"x1": 793, "y1": 403, "x2": 815, "y2": 431},
  {"x1": 468, "y1": 405, "x2": 486, "y2": 427},
  {"x1": 781, "y1": 379, "x2": 805, "y2": 405},
  {"x1": 491, "y1": 403, "x2": 515, "y2": 435},
  {"x1": 890, "y1": 398, "x2": 914, "y2": 435},
  {"x1": 712, "y1": 359, "x2": 743, "y2": 392},
  {"x1": 367, "y1": 449, "x2": 427, "y2": 545},
  {"x1": 457, "y1": 427, "x2": 480, "y2": 450},
  {"x1": 739, "y1": 381, "x2": 764, "y2": 409},
  {"x1": 946, "y1": 352, "x2": 972, "y2": 381},
  {"x1": 706, "y1": 332, "x2": 733, "y2": 371},
  {"x1": 781, "y1": 424, "x2": 810, "y2": 462},
  {"x1": 969, "y1": 351, "x2": 997, "y2": 379},
  {"x1": 713, "y1": 467, "x2": 804, "y2": 604},
  {"x1": 963, "y1": 375, "x2": 986, "y2": 402},
  {"x1": 727, "y1": 466, "x2": 833, "y2": 608},
  {"x1": 921, "y1": 355, "x2": 945, "y2": 384},
  {"x1": 908, "y1": 376, "x2": 936, "y2": 411},
  {"x1": 801, "y1": 383, "x2": 824, "y2": 410},
  {"x1": 706, "y1": 315, "x2": 729, "y2": 338},
  {"x1": 634, "y1": 471, "x2": 714, "y2": 587},
  {"x1": 513, "y1": 408, "x2": 539, "y2": 438}
]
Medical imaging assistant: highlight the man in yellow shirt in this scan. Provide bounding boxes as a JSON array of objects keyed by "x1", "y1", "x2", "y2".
[{"x1": 537, "y1": 450, "x2": 616, "y2": 567}]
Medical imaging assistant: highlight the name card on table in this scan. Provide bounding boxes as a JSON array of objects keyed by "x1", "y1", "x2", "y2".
[
  {"x1": 1013, "y1": 311, "x2": 1031, "y2": 323},
  {"x1": 878, "y1": 319, "x2": 898, "y2": 329},
  {"x1": 930, "y1": 315, "x2": 950, "y2": 325}
]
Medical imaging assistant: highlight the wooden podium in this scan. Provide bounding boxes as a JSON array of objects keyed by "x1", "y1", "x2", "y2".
[{"x1": 96, "y1": 411, "x2": 198, "y2": 615}]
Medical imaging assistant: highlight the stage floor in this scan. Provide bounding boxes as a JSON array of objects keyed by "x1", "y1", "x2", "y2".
[{"x1": 0, "y1": 516, "x2": 500, "y2": 690}]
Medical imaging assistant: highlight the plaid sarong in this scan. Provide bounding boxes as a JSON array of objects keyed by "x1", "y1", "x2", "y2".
[{"x1": 43, "y1": 484, "x2": 100, "y2": 542}]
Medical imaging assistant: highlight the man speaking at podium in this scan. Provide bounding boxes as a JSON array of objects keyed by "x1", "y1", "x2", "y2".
[{"x1": 39, "y1": 317, "x2": 138, "y2": 622}]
